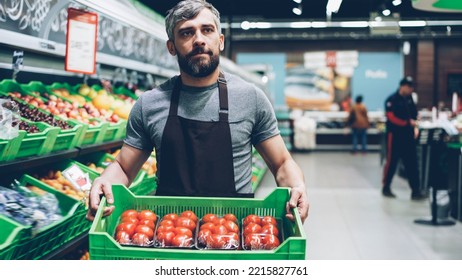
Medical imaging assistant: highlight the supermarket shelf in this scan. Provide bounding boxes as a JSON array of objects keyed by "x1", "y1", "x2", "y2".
[{"x1": 0, "y1": 140, "x2": 123, "y2": 175}]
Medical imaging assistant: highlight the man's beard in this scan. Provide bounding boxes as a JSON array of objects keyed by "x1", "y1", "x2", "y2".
[{"x1": 177, "y1": 46, "x2": 220, "y2": 78}]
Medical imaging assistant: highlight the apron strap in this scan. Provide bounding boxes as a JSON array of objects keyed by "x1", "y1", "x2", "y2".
[
  {"x1": 169, "y1": 76, "x2": 181, "y2": 116},
  {"x1": 218, "y1": 72, "x2": 229, "y2": 122}
]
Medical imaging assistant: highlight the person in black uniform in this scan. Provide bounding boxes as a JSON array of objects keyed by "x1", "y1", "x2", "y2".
[{"x1": 382, "y1": 76, "x2": 427, "y2": 200}]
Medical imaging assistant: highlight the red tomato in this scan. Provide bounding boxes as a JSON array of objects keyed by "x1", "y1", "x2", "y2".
[
  {"x1": 244, "y1": 222, "x2": 262, "y2": 236},
  {"x1": 115, "y1": 230, "x2": 131, "y2": 245},
  {"x1": 171, "y1": 234, "x2": 191, "y2": 247},
  {"x1": 197, "y1": 229, "x2": 212, "y2": 245},
  {"x1": 223, "y1": 220, "x2": 239, "y2": 233},
  {"x1": 208, "y1": 234, "x2": 226, "y2": 249},
  {"x1": 138, "y1": 219, "x2": 155, "y2": 229},
  {"x1": 214, "y1": 217, "x2": 226, "y2": 225},
  {"x1": 160, "y1": 219, "x2": 175, "y2": 227},
  {"x1": 163, "y1": 213, "x2": 179, "y2": 221},
  {"x1": 223, "y1": 213, "x2": 237, "y2": 223},
  {"x1": 202, "y1": 213, "x2": 218, "y2": 224},
  {"x1": 156, "y1": 231, "x2": 175, "y2": 247},
  {"x1": 135, "y1": 225, "x2": 154, "y2": 239},
  {"x1": 244, "y1": 215, "x2": 261, "y2": 226},
  {"x1": 261, "y1": 216, "x2": 277, "y2": 226},
  {"x1": 225, "y1": 232, "x2": 240, "y2": 248},
  {"x1": 121, "y1": 209, "x2": 139, "y2": 219},
  {"x1": 212, "y1": 224, "x2": 228, "y2": 235},
  {"x1": 175, "y1": 217, "x2": 196, "y2": 231},
  {"x1": 262, "y1": 234, "x2": 280, "y2": 250},
  {"x1": 132, "y1": 232, "x2": 151, "y2": 246},
  {"x1": 121, "y1": 216, "x2": 139, "y2": 225},
  {"x1": 244, "y1": 234, "x2": 262, "y2": 250},
  {"x1": 116, "y1": 222, "x2": 137, "y2": 237},
  {"x1": 261, "y1": 224, "x2": 279, "y2": 236},
  {"x1": 180, "y1": 210, "x2": 198, "y2": 222},
  {"x1": 156, "y1": 225, "x2": 174, "y2": 233},
  {"x1": 174, "y1": 227, "x2": 193, "y2": 238},
  {"x1": 200, "y1": 222, "x2": 216, "y2": 231},
  {"x1": 138, "y1": 210, "x2": 157, "y2": 222}
]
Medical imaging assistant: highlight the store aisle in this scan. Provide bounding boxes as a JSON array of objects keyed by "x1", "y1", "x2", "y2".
[{"x1": 256, "y1": 151, "x2": 462, "y2": 260}]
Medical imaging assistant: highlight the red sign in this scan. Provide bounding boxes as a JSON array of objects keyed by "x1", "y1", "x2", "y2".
[
  {"x1": 326, "y1": 51, "x2": 337, "y2": 68},
  {"x1": 65, "y1": 8, "x2": 98, "y2": 74}
]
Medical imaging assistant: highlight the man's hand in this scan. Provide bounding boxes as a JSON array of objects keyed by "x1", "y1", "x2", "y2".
[
  {"x1": 286, "y1": 186, "x2": 309, "y2": 223},
  {"x1": 86, "y1": 177, "x2": 115, "y2": 221}
]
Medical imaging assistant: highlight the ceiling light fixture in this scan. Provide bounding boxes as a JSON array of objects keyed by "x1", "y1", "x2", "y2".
[
  {"x1": 382, "y1": 8, "x2": 391, "y2": 16},
  {"x1": 293, "y1": 0, "x2": 302, "y2": 4},
  {"x1": 293, "y1": 6, "x2": 302, "y2": 16},
  {"x1": 392, "y1": 0, "x2": 402, "y2": 6},
  {"x1": 326, "y1": 0, "x2": 343, "y2": 20}
]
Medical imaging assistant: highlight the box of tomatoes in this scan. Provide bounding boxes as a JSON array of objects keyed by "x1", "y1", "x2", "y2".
[{"x1": 89, "y1": 185, "x2": 306, "y2": 260}]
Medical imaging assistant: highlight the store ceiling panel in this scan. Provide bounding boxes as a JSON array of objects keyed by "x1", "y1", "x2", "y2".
[{"x1": 138, "y1": 0, "x2": 461, "y2": 21}]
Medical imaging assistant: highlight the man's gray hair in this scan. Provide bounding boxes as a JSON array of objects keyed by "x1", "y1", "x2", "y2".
[{"x1": 165, "y1": 0, "x2": 221, "y2": 41}]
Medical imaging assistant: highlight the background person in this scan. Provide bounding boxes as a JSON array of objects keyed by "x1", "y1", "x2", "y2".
[
  {"x1": 381, "y1": 76, "x2": 427, "y2": 200},
  {"x1": 347, "y1": 95, "x2": 369, "y2": 154},
  {"x1": 86, "y1": 0, "x2": 309, "y2": 223}
]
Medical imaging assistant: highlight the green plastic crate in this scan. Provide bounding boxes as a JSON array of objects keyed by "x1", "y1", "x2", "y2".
[
  {"x1": 113, "y1": 86, "x2": 138, "y2": 100},
  {"x1": 0, "y1": 131, "x2": 26, "y2": 162},
  {"x1": 0, "y1": 214, "x2": 31, "y2": 260},
  {"x1": 51, "y1": 119, "x2": 84, "y2": 152},
  {"x1": 103, "y1": 119, "x2": 126, "y2": 142},
  {"x1": 89, "y1": 185, "x2": 306, "y2": 260},
  {"x1": 0, "y1": 79, "x2": 26, "y2": 95},
  {"x1": 16, "y1": 121, "x2": 60, "y2": 158},
  {"x1": 0, "y1": 175, "x2": 88, "y2": 259}
]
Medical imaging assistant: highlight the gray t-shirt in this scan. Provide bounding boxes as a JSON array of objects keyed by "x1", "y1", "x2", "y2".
[{"x1": 124, "y1": 72, "x2": 279, "y2": 193}]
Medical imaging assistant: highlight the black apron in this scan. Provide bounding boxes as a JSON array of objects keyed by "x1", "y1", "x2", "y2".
[{"x1": 156, "y1": 72, "x2": 253, "y2": 198}]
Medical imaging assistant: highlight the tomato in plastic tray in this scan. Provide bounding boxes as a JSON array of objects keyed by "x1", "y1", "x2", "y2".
[
  {"x1": 153, "y1": 210, "x2": 198, "y2": 249},
  {"x1": 113, "y1": 209, "x2": 158, "y2": 247},
  {"x1": 241, "y1": 214, "x2": 282, "y2": 250},
  {"x1": 195, "y1": 213, "x2": 240, "y2": 250}
]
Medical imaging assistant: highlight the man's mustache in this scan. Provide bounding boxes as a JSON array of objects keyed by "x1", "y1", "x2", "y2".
[{"x1": 187, "y1": 47, "x2": 213, "y2": 58}]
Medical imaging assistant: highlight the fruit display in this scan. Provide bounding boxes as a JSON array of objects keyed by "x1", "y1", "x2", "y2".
[
  {"x1": 34, "y1": 170, "x2": 86, "y2": 201},
  {"x1": 78, "y1": 85, "x2": 133, "y2": 120},
  {"x1": 9, "y1": 92, "x2": 100, "y2": 126},
  {"x1": 5, "y1": 95, "x2": 72, "y2": 130},
  {"x1": 18, "y1": 120, "x2": 41, "y2": 133},
  {"x1": 196, "y1": 213, "x2": 240, "y2": 250},
  {"x1": 242, "y1": 214, "x2": 281, "y2": 250},
  {"x1": 154, "y1": 210, "x2": 197, "y2": 248},
  {"x1": 114, "y1": 209, "x2": 157, "y2": 247}
]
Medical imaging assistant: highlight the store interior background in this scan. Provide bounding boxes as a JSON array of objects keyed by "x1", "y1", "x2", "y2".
[{"x1": 1, "y1": 0, "x2": 462, "y2": 260}]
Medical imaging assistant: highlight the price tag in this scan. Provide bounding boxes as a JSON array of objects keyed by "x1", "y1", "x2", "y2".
[
  {"x1": 62, "y1": 164, "x2": 92, "y2": 192},
  {"x1": 65, "y1": 8, "x2": 98, "y2": 74},
  {"x1": 12, "y1": 50, "x2": 24, "y2": 80}
]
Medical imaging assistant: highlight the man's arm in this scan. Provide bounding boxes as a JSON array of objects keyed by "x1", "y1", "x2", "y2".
[
  {"x1": 255, "y1": 135, "x2": 309, "y2": 223},
  {"x1": 86, "y1": 144, "x2": 151, "y2": 221}
]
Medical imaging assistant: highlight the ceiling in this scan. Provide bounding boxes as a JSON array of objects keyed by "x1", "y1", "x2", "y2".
[
  {"x1": 139, "y1": 0, "x2": 461, "y2": 21},
  {"x1": 137, "y1": 0, "x2": 462, "y2": 41}
]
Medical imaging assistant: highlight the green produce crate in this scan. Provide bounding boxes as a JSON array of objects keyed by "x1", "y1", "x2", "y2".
[
  {"x1": 0, "y1": 175, "x2": 88, "y2": 259},
  {"x1": 89, "y1": 185, "x2": 306, "y2": 260},
  {"x1": 16, "y1": 121, "x2": 60, "y2": 158},
  {"x1": 51, "y1": 119, "x2": 84, "y2": 152},
  {"x1": 129, "y1": 172, "x2": 157, "y2": 196},
  {"x1": 0, "y1": 131, "x2": 26, "y2": 162},
  {"x1": 75, "y1": 152, "x2": 155, "y2": 195},
  {"x1": 0, "y1": 79, "x2": 26, "y2": 95},
  {"x1": 103, "y1": 119, "x2": 126, "y2": 142},
  {"x1": 49, "y1": 82, "x2": 92, "y2": 103},
  {"x1": 113, "y1": 86, "x2": 138, "y2": 100},
  {"x1": 0, "y1": 214, "x2": 31, "y2": 260}
]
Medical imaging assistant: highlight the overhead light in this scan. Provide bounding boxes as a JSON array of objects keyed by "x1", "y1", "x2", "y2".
[
  {"x1": 326, "y1": 0, "x2": 343, "y2": 14},
  {"x1": 392, "y1": 0, "x2": 402, "y2": 6},
  {"x1": 382, "y1": 9, "x2": 391, "y2": 16},
  {"x1": 312, "y1": 21, "x2": 328, "y2": 28},
  {"x1": 340, "y1": 21, "x2": 369, "y2": 28},
  {"x1": 402, "y1": 41, "x2": 410, "y2": 55},
  {"x1": 399, "y1": 20, "x2": 426, "y2": 27},
  {"x1": 293, "y1": 7, "x2": 302, "y2": 16},
  {"x1": 290, "y1": 22, "x2": 312, "y2": 28},
  {"x1": 241, "y1": 21, "x2": 250, "y2": 30},
  {"x1": 293, "y1": 0, "x2": 302, "y2": 3}
]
